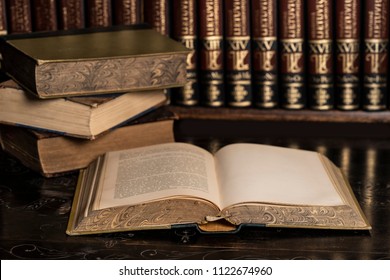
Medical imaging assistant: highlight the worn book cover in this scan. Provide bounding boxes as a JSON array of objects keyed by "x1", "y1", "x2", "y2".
[
  {"x1": 279, "y1": 0, "x2": 306, "y2": 109},
  {"x1": 57, "y1": 0, "x2": 86, "y2": 30},
  {"x1": 32, "y1": 0, "x2": 58, "y2": 31},
  {"x1": 66, "y1": 142, "x2": 371, "y2": 235},
  {"x1": 0, "y1": 25, "x2": 190, "y2": 98},
  {"x1": 363, "y1": 0, "x2": 389, "y2": 111},
  {"x1": 198, "y1": 0, "x2": 224, "y2": 107},
  {"x1": 0, "y1": 107, "x2": 177, "y2": 177},
  {"x1": 335, "y1": 0, "x2": 361, "y2": 110},
  {"x1": 5, "y1": 0, "x2": 32, "y2": 34},
  {"x1": 224, "y1": 0, "x2": 252, "y2": 107},
  {"x1": 307, "y1": 0, "x2": 334, "y2": 110},
  {"x1": 113, "y1": 0, "x2": 142, "y2": 25},
  {"x1": 171, "y1": 0, "x2": 200, "y2": 106},
  {"x1": 251, "y1": 0, "x2": 278, "y2": 109}
]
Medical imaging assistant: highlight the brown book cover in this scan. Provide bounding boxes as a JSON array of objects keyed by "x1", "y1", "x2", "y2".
[
  {"x1": 5, "y1": 0, "x2": 32, "y2": 34},
  {"x1": 86, "y1": 0, "x2": 112, "y2": 28},
  {"x1": 251, "y1": 0, "x2": 278, "y2": 108},
  {"x1": 336, "y1": 0, "x2": 361, "y2": 110},
  {"x1": 363, "y1": 0, "x2": 389, "y2": 111},
  {"x1": 171, "y1": 0, "x2": 199, "y2": 106},
  {"x1": 0, "y1": 0, "x2": 7, "y2": 35},
  {"x1": 32, "y1": 0, "x2": 58, "y2": 32},
  {"x1": 143, "y1": 0, "x2": 170, "y2": 36},
  {"x1": 198, "y1": 0, "x2": 224, "y2": 107},
  {"x1": 0, "y1": 107, "x2": 177, "y2": 177},
  {"x1": 279, "y1": 0, "x2": 305, "y2": 109},
  {"x1": 113, "y1": 0, "x2": 143, "y2": 25},
  {"x1": 58, "y1": 0, "x2": 86, "y2": 30},
  {"x1": 0, "y1": 25, "x2": 190, "y2": 98},
  {"x1": 307, "y1": 0, "x2": 334, "y2": 110},
  {"x1": 224, "y1": 0, "x2": 252, "y2": 107}
]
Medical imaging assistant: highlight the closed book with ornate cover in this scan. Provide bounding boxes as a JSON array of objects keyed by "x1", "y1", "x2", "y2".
[
  {"x1": 0, "y1": 25, "x2": 190, "y2": 98},
  {"x1": 66, "y1": 142, "x2": 371, "y2": 235}
]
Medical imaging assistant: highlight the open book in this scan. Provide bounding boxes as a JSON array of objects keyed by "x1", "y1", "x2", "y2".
[{"x1": 66, "y1": 142, "x2": 371, "y2": 235}]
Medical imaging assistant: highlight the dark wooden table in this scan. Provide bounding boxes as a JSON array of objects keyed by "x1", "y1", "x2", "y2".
[{"x1": 1, "y1": 119, "x2": 390, "y2": 259}]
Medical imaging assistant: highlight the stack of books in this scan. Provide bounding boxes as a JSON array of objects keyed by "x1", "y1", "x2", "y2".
[{"x1": 0, "y1": 25, "x2": 190, "y2": 177}]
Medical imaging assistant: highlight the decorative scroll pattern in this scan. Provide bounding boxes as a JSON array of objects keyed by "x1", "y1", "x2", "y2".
[
  {"x1": 222, "y1": 204, "x2": 368, "y2": 229},
  {"x1": 72, "y1": 199, "x2": 219, "y2": 234},
  {"x1": 36, "y1": 54, "x2": 187, "y2": 96}
]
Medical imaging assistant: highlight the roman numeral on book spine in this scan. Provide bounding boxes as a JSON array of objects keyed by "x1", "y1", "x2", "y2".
[
  {"x1": 363, "y1": 0, "x2": 389, "y2": 111},
  {"x1": 251, "y1": 0, "x2": 278, "y2": 109},
  {"x1": 335, "y1": 0, "x2": 361, "y2": 110},
  {"x1": 224, "y1": 0, "x2": 252, "y2": 107},
  {"x1": 171, "y1": 0, "x2": 200, "y2": 106},
  {"x1": 198, "y1": 0, "x2": 224, "y2": 107},
  {"x1": 307, "y1": 0, "x2": 334, "y2": 110},
  {"x1": 279, "y1": 0, "x2": 306, "y2": 109}
]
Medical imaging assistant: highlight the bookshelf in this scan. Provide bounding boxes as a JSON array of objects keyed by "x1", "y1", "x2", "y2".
[
  {"x1": 1, "y1": 0, "x2": 390, "y2": 125},
  {"x1": 170, "y1": 106, "x2": 390, "y2": 124}
]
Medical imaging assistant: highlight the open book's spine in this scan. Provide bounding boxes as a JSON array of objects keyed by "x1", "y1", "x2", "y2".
[
  {"x1": 143, "y1": 0, "x2": 170, "y2": 36},
  {"x1": 5, "y1": 0, "x2": 32, "y2": 34},
  {"x1": 335, "y1": 0, "x2": 361, "y2": 110},
  {"x1": 31, "y1": 0, "x2": 58, "y2": 32},
  {"x1": 224, "y1": 0, "x2": 252, "y2": 107},
  {"x1": 57, "y1": 0, "x2": 86, "y2": 30},
  {"x1": 86, "y1": 0, "x2": 112, "y2": 28},
  {"x1": 279, "y1": 0, "x2": 305, "y2": 109},
  {"x1": 307, "y1": 0, "x2": 334, "y2": 110},
  {"x1": 363, "y1": 0, "x2": 389, "y2": 111},
  {"x1": 113, "y1": 0, "x2": 143, "y2": 25},
  {"x1": 251, "y1": 0, "x2": 278, "y2": 109},
  {"x1": 198, "y1": 0, "x2": 224, "y2": 107},
  {"x1": 171, "y1": 0, "x2": 199, "y2": 106}
]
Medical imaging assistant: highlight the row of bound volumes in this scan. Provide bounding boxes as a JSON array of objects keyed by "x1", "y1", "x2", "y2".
[{"x1": 0, "y1": 0, "x2": 389, "y2": 111}]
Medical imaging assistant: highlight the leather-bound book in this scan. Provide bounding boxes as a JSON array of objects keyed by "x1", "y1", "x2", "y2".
[
  {"x1": 224, "y1": 0, "x2": 252, "y2": 107},
  {"x1": 335, "y1": 0, "x2": 361, "y2": 110},
  {"x1": 363, "y1": 0, "x2": 389, "y2": 111},
  {"x1": 86, "y1": 0, "x2": 112, "y2": 28},
  {"x1": 171, "y1": 0, "x2": 199, "y2": 106},
  {"x1": 307, "y1": 0, "x2": 334, "y2": 110},
  {"x1": 5, "y1": 0, "x2": 32, "y2": 34},
  {"x1": 251, "y1": 0, "x2": 278, "y2": 108},
  {"x1": 32, "y1": 0, "x2": 58, "y2": 32},
  {"x1": 58, "y1": 0, "x2": 86, "y2": 30},
  {"x1": 0, "y1": 0, "x2": 7, "y2": 35},
  {"x1": 113, "y1": 0, "x2": 142, "y2": 25},
  {"x1": 143, "y1": 0, "x2": 170, "y2": 36},
  {"x1": 279, "y1": 0, "x2": 305, "y2": 109},
  {"x1": 198, "y1": 0, "x2": 224, "y2": 107}
]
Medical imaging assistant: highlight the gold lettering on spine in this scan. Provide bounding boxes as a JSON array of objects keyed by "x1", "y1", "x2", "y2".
[{"x1": 205, "y1": 0, "x2": 221, "y2": 36}]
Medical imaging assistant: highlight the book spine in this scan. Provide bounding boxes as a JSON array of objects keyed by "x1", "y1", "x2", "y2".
[
  {"x1": 113, "y1": 0, "x2": 142, "y2": 25},
  {"x1": 57, "y1": 0, "x2": 86, "y2": 30},
  {"x1": 171, "y1": 0, "x2": 199, "y2": 106},
  {"x1": 5, "y1": 0, "x2": 32, "y2": 34},
  {"x1": 0, "y1": 0, "x2": 7, "y2": 35},
  {"x1": 251, "y1": 0, "x2": 278, "y2": 108},
  {"x1": 32, "y1": 0, "x2": 58, "y2": 32},
  {"x1": 335, "y1": 0, "x2": 361, "y2": 110},
  {"x1": 224, "y1": 0, "x2": 252, "y2": 107},
  {"x1": 143, "y1": 0, "x2": 170, "y2": 36},
  {"x1": 198, "y1": 0, "x2": 224, "y2": 107},
  {"x1": 363, "y1": 0, "x2": 389, "y2": 111},
  {"x1": 279, "y1": 0, "x2": 305, "y2": 109},
  {"x1": 86, "y1": 0, "x2": 112, "y2": 28},
  {"x1": 307, "y1": 0, "x2": 334, "y2": 110}
]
